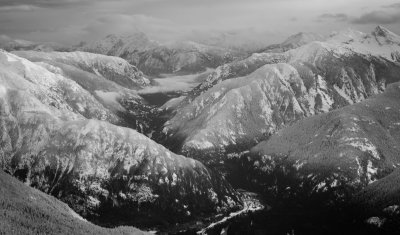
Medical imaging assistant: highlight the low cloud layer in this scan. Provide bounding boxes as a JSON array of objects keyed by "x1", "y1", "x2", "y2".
[
  {"x1": 383, "y1": 3, "x2": 400, "y2": 8},
  {"x1": 352, "y1": 10, "x2": 400, "y2": 24},
  {"x1": 317, "y1": 13, "x2": 348, "y2": 22},
  {"x1": 0, "y1": 4, "x2": 41, "y2": 11}
]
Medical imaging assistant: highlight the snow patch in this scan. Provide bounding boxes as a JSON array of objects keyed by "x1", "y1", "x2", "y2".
[
  {"x1": 343, "y1": 137, "x2": 380, "y2": 160},
  {"x1": 367, "y1": 160, "x2": 378, "y2": 184},
  {"x1": 334, "y1": 85, "x2": 353, "y2": 104},
  {"x1": 0, "y1": 85, "x2": 7, "y2": 97},
  {"x1": 5, "y1": 53, "x2": 18, "y2": 62},
  {"x1": 94, "y1": 90, "x2": 124, "y2": 110},
  {"x1": 185, "y1": 139, "x2": 215, "y2": 150}
]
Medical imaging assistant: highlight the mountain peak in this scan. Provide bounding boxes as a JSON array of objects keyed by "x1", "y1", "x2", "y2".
[
  {"x1": 371, "y1": 25, "x2": 400, "y2": 45},
  {"x1": 373, "y1": 25, "x2": 391, "y2": 37},
  {"x1": 282, "y1": 32, "x2": 324, "y2": 45},
  {"x1": 372, "y1": 25, "x2": 400, "y2": 44},
  {"x1": 329, "y1": 28, "x2": 365, "y2": 39}
]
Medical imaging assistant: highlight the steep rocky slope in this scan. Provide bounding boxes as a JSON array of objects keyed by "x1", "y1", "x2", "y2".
[
  {"x1": 81, "y1": 33, "x2": 245, "y2": 76},
  {"x1": 0, "y1": 170, "x2": 147, "y2": 235},
  {"x1": 249, "y1": 82, "x2": 400, "y2": 195},
  {"x1": 175, "y1": 31, "x2": 325, "y2": 105},
  {"x1": 0, "y1": 50, "x2": 241, "y2": 229},
  {"x1": 174, "y1": 26, "x2": 400, "y2": 111},
  {"x1": 163, "y1": 26, "x2": 400, "y2": 162},
  {"x1": 218, "y1": 82, "x2": 400, "y2": 235}
]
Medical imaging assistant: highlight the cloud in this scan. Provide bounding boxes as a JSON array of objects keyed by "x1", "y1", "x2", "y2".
[
  {"x1": 21, "y1": 13, "x2": 182, "y2": 44},
  {"x1": 0, "y1": 4, "x2": 41, "y2": 11},
  {"x1": 1, "y1": 0, "x2": 397, "y2": 45},
  {"x1": 382, "y1": 3, "x2": 400, "y2": 8},
  {"x1": 82, "y1": 14, "x2": 180, "y2": 41},
  {"x1": 351, "y1": 10, "x2": 400, "y2": 24},
  {"x1": 0, "y1": 35, "x2": 13, "y2": 43},
  {"x1": 0, "y1": 0, "x2": 94, "y2": 8},
  {"x1": 316, "y1": 13, "x2": 348, "y2": 22}
]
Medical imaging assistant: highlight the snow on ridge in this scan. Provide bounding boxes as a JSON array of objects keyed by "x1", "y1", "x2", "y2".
[
  {"x1": 0, "y1": 84, "x2": 7, "y2": 97},
  {"x1": 327, "y1": 26, "x2": 400, "y2": 61}
]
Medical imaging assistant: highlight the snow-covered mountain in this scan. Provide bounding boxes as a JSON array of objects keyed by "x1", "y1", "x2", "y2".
[
  {"x1": 162, "y1": 26, "x2": 400, "y2": 163},
  {"x1": 261, "y1": 32, "x2": 325, "y2": 53},
  {"x1": 10, "y1": 50, "x2": 159, "y2": 134},
  {"x1": 0, "y1": 34, "x2": 70, "y2": 52},
  {"x1": 183, "y1": 29, "x2": 279, "y2": 52},
  {"x1": 0, "y1": 50, "x2": 242, "y2": 229},
  {"x1": 79, "y1": 33, "x2": 157, "y2": 62},
  {"x1": 230, "y1": 82, "x2": 400, "y2": 234},
  {"x1": 250, "y1": 82, "x2": 400, "y2": 193},
  {"x1": 327, "y1": 26, "x2": 400, "y2": 61},
  {"x1": 80, "y1": 33, "x2": 246, "y2": 76},
  {"x1": 137, "y1": 40, "x2": 243, "y2": 76},
  {"x1": 13, "y1": 50, "x2": 149, "y2": 89}
]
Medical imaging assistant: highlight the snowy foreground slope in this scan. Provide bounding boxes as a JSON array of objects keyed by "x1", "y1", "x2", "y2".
[
  {"x1": 0, "y1": 50, "x2": 241, "y2": 229},
  {"x1": 0, "y1": 170, "x2": 148, "y2": 235},
  {"x1": 163, "y1": 26, "x2": 400, "y2": 162}
]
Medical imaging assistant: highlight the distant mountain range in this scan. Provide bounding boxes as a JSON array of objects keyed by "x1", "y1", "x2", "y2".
[
  {"x1": 79, "y1": 32, "x2": 248, "y2": 76},
  {"x1": 0, "y1": 34, "x2": 70, "y2": 52},
  {"x1": 260, "y1": 32, "x2": 326, "y2": 53}
]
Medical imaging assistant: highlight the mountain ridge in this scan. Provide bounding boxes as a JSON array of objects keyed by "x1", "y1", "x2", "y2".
[
  {"x1": 0, "y1": 50, "x2": 242, "y2": 230},
  {"x1": 162, "y1": 26, "x2": 400, "y2": 161}
]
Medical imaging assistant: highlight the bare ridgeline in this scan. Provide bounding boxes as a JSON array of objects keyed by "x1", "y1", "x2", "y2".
[{"x1": 1, "y1": 10, "x2": 400, "y2": 235}]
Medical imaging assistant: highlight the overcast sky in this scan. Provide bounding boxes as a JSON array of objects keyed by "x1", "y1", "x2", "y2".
[{"x1": 1, "y1": 0, "x2": 400, "y2": 45}]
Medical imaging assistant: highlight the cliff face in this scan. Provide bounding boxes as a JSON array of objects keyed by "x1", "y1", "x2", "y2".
[{"x1": 0, "y1": 50, "x2": 241, "y2": 228}]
